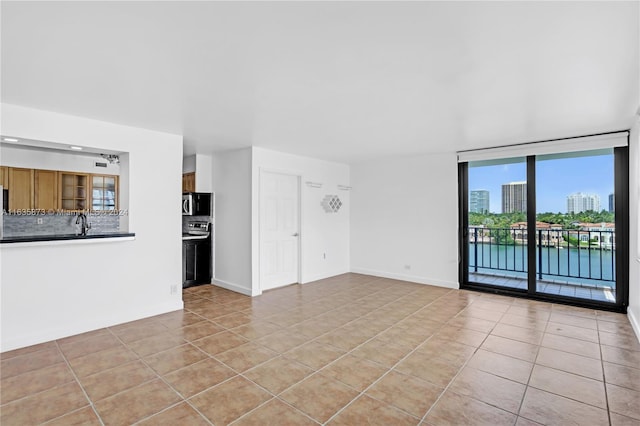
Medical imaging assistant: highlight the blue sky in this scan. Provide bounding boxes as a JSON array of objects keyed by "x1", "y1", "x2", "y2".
[{"x1": 469, "y1": 152, "x2": 615, "y2": 213}]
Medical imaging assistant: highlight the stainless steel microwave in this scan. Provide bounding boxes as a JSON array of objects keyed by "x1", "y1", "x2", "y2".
[{"x1": 182, "y1": 192, "x2": 211, "y2": 216}]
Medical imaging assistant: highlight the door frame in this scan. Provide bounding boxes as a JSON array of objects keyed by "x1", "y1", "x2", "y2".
[
  {"x1": 258, "y1": 168, "x2": 302, "y2": 294},
  {"x1": 459, "y1": 143, "x2": 630, "y2": 313}
]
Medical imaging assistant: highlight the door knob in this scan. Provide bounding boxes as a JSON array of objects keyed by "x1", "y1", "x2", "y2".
[{"x1": 292, "y1": 233, "x2": 299, "y2": 237}]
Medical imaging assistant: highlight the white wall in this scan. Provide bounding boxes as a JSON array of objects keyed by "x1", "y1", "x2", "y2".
[
  {"x1": 350, "y1": 152, "x2": 459, "y2": 289},
  {"x1": 0, "y1": 104, "x2": 184, "y2": 352},
  {"x1": 182, "y1": 155, "x2": 196, "y2": 174},
  {"x1": 195, "y1": 154, "x2": 213, "y2": 192},
  {"x1": 628, "y1": 118, "x2": 640, "y2": 341},
  {"x1": 212, "y1": 148, "x2": 253, "y2": 295},
  {"x1": 251, "y1": 147, "x2": 350, "y2": 292},
  {"x1": 0, "y1": 145, "x2": 121, "y2": 175}
]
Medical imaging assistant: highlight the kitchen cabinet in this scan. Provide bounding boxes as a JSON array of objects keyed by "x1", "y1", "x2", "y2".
[
  {"x1": 0, "y1": 166, "x2": 119, "y2": 212},
  {"x1": 34, "y1": 170, "x2": 58, "y2": 210},
  {"x1": 182, "y1": 238, "x2": 211, "y2": 287},
  {"x1": 91, "y1": 174, "x2": 118, "y2": 210},
  {"x1": 59, "y1": 172, "x2": 88, "y2": 211},
  {"x1": 0, "y1": 166, "x2": 8, "y2": 188},
  {"x1": 182, "y1": 172, "x2": 195, "y2": 192},
  {"x1": 8, "y1": 167, "x2": 34, "y2": 210}
]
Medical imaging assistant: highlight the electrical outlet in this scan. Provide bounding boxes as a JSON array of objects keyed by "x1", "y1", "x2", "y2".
[
  {"x1": 404, "y1": 264, "x2": 411, "y2": 270},
  {"x1": 37, "y1": 218, "x2": 43, "y2": 225},
  {"x1": 170, "y1": 284, "x2": 178, "y2": 295}
]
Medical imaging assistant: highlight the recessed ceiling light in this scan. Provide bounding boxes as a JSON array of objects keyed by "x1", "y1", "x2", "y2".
[
  {"x1": 69, "y1": 146, "x2": 83, "y2": 150},
  {"x1": 3, "y1": 137, "x2": 19, "y2": 142}
]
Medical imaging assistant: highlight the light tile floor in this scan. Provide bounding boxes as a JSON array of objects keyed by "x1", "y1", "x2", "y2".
[{"x1": 1, "y1": 273, "x2": 639, "y2": 425}]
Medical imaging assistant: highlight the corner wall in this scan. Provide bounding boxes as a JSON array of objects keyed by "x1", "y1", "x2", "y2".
[
  {"x1": 350, "y1": 152, "x2": 459, "y2": 289},
  {"x1": 0, "y1": 104, "x2": 184, "y2": 352},
  {"x1": 212, "y1": 149, "x2": 253, "y2": 295}
]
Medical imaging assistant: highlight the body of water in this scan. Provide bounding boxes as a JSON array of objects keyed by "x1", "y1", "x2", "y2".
[{"x1": 468, "y1": 243, "x2": 616, "y2": 288}]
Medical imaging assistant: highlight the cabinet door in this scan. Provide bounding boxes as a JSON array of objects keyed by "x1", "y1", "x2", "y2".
[
  {"x1": 59, "y1": 172, "x2": 88, "y2": 211},
  {"x1": 90, "y1": 174, "x2": 118, "y2": 211},
  {"x1": 35, "y1": 170, "x2": 58, "y2": 210},
  {"x1": 0, "y1": 166, "x2": 8, "y2": 188},
  {"x1": 182, "y1": 173, "x2": 195, "y2": 192},
  {"x1": 8, "y1": 167, "x2": 34, "y2": 210}
]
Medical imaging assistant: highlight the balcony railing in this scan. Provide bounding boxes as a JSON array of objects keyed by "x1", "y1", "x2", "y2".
[{"x1": 468, "y1": 227, "x2": 615, "y2": 284}]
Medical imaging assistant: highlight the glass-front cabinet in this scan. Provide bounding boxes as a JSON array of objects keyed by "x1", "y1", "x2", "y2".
[
  {"x1": 91, "y1": 175, "x2": 117, "y2": 211},
  {"x1": 60, "y1": 172, "x2": 88, "y2": 211},
  {"x1": 59, "y1": 172, "x2": 118, "y2": 211}
]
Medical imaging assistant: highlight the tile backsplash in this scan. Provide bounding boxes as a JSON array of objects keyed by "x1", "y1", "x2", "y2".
[{"x1": 2, "y1": 213, "x2": 119, "y2": 237}]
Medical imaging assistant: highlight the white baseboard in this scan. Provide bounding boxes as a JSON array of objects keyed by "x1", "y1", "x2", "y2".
[
  {"x1": 301, "y1": 269, "x2": 351, "y2": 285},
  {"x1": 350, "y1": 267, "x2": 459, "y2": 289},
  {"x1": 212, "y1": 278, "x2": 254, "y2": 296},
  {"x1": 1, "y1": 300, "x2": 184, "y2": 353},
  {"x1": 628, "y1": 306, "x2": 640, "y2": 344}
]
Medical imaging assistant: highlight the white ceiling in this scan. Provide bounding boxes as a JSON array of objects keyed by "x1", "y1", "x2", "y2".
[{"x1": 1, "y1": 1, "x2": 638, "y2": 164}]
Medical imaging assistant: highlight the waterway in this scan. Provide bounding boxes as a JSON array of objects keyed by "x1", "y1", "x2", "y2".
[{"x1": 468, "y1": 243, "x2": 615, "y2": 288}]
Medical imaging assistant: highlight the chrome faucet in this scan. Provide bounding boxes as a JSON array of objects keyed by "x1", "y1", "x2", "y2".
[{"x1": 75, "y1": 213, "x2": 91, "y2": 236}]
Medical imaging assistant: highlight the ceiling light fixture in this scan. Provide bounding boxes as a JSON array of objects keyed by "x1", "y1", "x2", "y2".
[
  {"x1": 2, "y1": 137, "x2": 19, "y2": 142},
  {"x1": 69, "y1": 146, "x2": 83, "y2": 150}
]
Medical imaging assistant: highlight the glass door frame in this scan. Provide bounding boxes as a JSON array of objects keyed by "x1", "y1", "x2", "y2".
[{"x1": 459, "y1": 145, "x2": 629, "y2": 313}]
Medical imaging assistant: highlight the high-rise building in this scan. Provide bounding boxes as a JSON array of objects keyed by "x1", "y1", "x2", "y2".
[
  {"x1": 609, "y1": 193, "x2": 615, "y2": 212},
  {"x1": 469, "y1": 190, "x2": 490, "y2": 213},
  {"x1": 501, "y1": 182, "x2": 527, "y2": 213},
  {"x1": 567, "y1": 192, "x2": 601, "y2": 214}
]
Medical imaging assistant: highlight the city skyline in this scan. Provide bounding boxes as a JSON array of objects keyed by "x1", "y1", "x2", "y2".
[
  {"x1": 468, "y1": 152, "x2": 614, "y2": 213},
  {"x1": 567, "y1": 192, "x2": 601, "y2": 214}
]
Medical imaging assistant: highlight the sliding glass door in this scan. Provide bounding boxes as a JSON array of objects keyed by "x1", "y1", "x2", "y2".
[
  {"x1": 467, "y1": 158, "x2": 528, "y2": 290},
  {"x1": 534, "y1": 149, "x2": 617, "y2": 303},
  {"x1": 459, "y1": 136, "x2": 629, "y2": 311}
]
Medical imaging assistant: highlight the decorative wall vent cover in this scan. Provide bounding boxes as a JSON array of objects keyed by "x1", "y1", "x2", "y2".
[{"x1": 321, "y1": 195, "x2": 342, "y2": 213}]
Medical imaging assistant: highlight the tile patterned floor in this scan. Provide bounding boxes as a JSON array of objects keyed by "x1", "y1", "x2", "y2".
[{"x1": 1, "y1": 273, "x2": 639, "y2": 425}]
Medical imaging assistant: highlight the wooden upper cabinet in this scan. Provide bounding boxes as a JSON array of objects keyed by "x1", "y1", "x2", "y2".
[
  {"x1": 1, "y1": 167, "x2": 120, "y2": 212},
  {"x1": 8, "y1": 167, "x2": 34, "y2": 210},
  {"x1": 182, "y1": 172, "x2": 195, "y2": 192},
  {"x1": 90, "y1": 174, "x2": 118, "y2": 211},
  {"x1": 59, "y1": 172, "x2": 88, "y2": 211},
  {"x1": 34, "y1": 170, "x2": 58, "y2": 210},
  {"x1": 0, "y1": 166, "x2": 8, "y2": 188}
]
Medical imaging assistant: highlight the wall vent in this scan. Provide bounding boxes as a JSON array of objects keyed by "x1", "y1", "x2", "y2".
[{"x1": 95, "y1": 161, "x2": 108, "y2": 168}]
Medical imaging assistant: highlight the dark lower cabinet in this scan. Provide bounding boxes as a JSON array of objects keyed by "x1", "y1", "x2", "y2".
[{"x1": 182, "y1": 238, "x2": 211, "y2": 287}]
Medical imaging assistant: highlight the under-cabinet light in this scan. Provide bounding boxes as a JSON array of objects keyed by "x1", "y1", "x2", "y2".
[
  {"x1": 69, "y1": 146, "x2": 83, "y2": 150},
  {"x1": 2, "y1": 137, "x2": 19, "y2": 142}
]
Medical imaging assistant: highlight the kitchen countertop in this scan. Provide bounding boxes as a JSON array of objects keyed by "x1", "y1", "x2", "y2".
[{"x1": 0, "y1": 232, "x2": 136, "y2": 244}]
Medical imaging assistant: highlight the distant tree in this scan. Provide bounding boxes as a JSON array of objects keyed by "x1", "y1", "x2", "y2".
[{"x1": 467, "y1": 210, "x2": 615, "y2": 230}]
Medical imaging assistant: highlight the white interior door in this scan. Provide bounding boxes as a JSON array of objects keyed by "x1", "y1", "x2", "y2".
[{"x1": 260, "y1": 171, "x2": 300, "y2": 291}]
